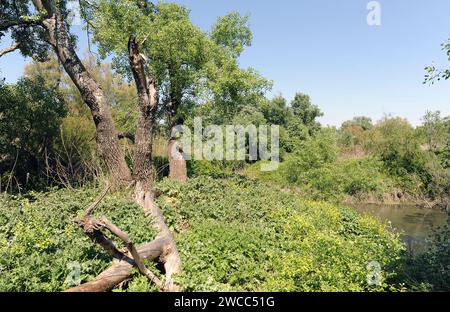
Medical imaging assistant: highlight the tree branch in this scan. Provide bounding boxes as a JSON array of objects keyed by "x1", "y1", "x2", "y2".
[
  {"x1": 100, "y1": 217, "x2": 164, "y2": 289},
  {"x1": 84, "y1": 184, "x2": 111, "y2": 216},
  {"x1": 0, "y1": 42, "x2": 20, "y2": 58}
]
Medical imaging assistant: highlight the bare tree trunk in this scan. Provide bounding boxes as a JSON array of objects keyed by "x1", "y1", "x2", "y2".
[
  {"x1": 128, "y1": 36, "x2": 157, "y2": 195},
  {"x1": 41, "y1": 7, "x2": 132, "y2": 187},
  {"x1": 128, "y1": 36, "x2": 181, "y2": 290},
  {"x1": 71, "y1": 36, "x2": 181, "y2": 292}
]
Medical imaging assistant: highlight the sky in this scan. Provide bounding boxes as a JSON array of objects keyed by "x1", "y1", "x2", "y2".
[{"x1": 1, "y1": 0, "x2": 450, "y2": 127}]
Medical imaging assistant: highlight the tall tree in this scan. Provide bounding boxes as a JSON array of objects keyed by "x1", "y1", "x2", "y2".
[
  {"x1": 0, "y1": 0, "x2": 132, "y2": 187},
  {"x1": 86, "y1": 0, "x2": 181, "y2": 290},
  {"x1": 290, "y1": 93, "x2": 323, "y2": 134}
]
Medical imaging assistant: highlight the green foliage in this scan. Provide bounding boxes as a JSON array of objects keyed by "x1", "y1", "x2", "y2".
[
  {"x1": 424, "y1": 39, "x2": 450, "y2": 84},
  {"x1": 0, "y1": 173, "x2": 404, "y2": 292},
  {"x1": 0, "y1": 186, "x2": 156, "y2": 291},
  {"x1": 417, "y1": 111, "x2": 450, "y2": 153},
  {"x1": 394, "y1": 216, "x2": 450, "y2": 291},
  {"x1": 0, "y1": 76, "x2": 66, "y2": 190},
  {"x1": 0, "y1": 0, "x2": 53, "y2": 61},
  {"x1": 365, "y1": 116, "x2": 450, "y2": 198},
  {"x1": 290, "y1": 93, "x2": 323, "y2": 135},
  {"x1": 211, "y1": 12, "x2": 253, "y2": 58},
  {"x1": 188, "y1": 160, "x2": 224, "y2": 178},
  {"x1": 339, "y1": 116, "x2": 373, "y2": 152},
  {"x1": 246, "y1": 128, "x2": 396, "y2": 202},
  {"x1": 282, "y1": 128, "x2": 339, "y2": 182},
  {"x1": 156, "y1": 176, "x2": 403, "y2": 291}
]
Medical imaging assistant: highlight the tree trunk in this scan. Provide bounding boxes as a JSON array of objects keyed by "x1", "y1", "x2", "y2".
[
  {"x1": 67, "y1": 37, "x2": 182, "y2": 292},
  {"x1": 128, "y1": 36, "x2": 157, "y2": 195},
  {"x1": 42, "y1": 11, "x2": 132, "y2": 187},
  {"x1": 128, "y1": 36, "x2": 181, "y2": 289}
]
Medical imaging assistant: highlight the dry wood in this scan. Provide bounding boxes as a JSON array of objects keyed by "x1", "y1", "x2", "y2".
[
  {"x1": 100, "y1": 217, "x2": 164, "y2": 289},
  {"x1": 0, "y1": 42, "x2": 20, "y2": 58},
  {"x1": 69, "y1": 189, "x2": 181, "y2": 292}
]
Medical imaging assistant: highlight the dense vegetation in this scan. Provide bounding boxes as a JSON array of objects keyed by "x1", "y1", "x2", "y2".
[
  {"x1": 1, "y1": 0, "x2": 449, "y2": 292},
  {"x1": 0, "y1": 177, "x2": 404, "y2": 292}
]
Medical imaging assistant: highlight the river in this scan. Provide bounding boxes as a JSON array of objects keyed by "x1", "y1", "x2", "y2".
[{"x1": 352, "y1": 204, "x2": 449, "y2": 254}]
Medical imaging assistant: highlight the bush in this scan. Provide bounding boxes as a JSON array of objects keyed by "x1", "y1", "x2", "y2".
[
  {"x1": 0, "y1": 77, "x2": 66, "y2": 191},
  {"x1": 394, "y1": 215, "x2": 450, "y2": 291}
]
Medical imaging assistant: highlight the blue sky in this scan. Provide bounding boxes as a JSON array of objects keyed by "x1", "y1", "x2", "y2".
[{"x1": 1, "y1": 0, "x2": 449, "y2": 126}]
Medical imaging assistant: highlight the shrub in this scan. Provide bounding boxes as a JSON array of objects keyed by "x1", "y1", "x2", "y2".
[{"x1": 0, "y1": 77, "x2": 67, "y2": 191}]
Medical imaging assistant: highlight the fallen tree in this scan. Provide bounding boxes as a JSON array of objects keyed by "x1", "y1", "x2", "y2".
[{"x1": 68, "y1": 187, "x2": 180, "y2": 292}]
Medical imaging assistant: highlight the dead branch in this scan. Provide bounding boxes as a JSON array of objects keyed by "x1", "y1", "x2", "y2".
[
  {"x1": 84, "y1": 184, "x2": 111, "y2": 216},
  {"x1": 0, "y1": 42, "x2": 20, "y2": 58},
  {"x1": 75, "y1": 216, "x2": 129, "y2": 262},
  {"x1": 100, "y1": 217, "x2": 164, "y2": 289},
  {"x1": 66, "y1": 238, "x2": 166, "y2": 292}
]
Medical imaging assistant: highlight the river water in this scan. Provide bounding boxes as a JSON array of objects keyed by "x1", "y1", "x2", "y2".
[{"x1": 352, "y1": 204, "x2": 449, "y2": 254}]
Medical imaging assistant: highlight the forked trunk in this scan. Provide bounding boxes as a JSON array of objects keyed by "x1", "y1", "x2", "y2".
[{"x1": 68, "y1": 36, "x2": 181, "y2": 292}]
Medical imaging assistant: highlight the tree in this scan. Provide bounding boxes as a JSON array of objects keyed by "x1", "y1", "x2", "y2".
[
  {"x1": 339, "y1": 116, "x2": 373, "y2": 151},
  {"x1": 0, "y1": 76, "x2": 66, "y2": 191},
  {"x1": 290, "y1": 93, "x2": 323, "y2": 134},
  {"x1": 1, "y1": 0, "x2": 182, "y2": 292},
  {"x1": 211, "y1": 11, "x2": 252, "y2": 58},
  {"x1": 24, "y1": 55, "x2": 138, "y2": 188},
  {"x1": 259, "y1": 95, "x2": 290, "y2": 126},
  {"x1": 419, "y1": 111, "x2": 450, "y2": 153},
  {"x1": 0, "y1": 0, "x2": 132, "y2": 187}
]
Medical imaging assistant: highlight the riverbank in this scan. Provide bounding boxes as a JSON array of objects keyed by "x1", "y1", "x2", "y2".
[
  {"x1": 350, "y1": 202, "x2": 449, "y2": 254},
  {"x1": 343, "y1": 191, "x2": 450, "y2": 211}
]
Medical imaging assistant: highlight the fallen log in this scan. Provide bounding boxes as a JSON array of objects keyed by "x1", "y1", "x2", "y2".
[{"x1": 67, "y1": 187, "x2": 181, "y2": 292}]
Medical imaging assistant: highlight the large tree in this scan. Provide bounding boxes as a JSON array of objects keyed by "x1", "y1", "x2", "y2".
[{"x1": 0, "y1": 0, "x2": 132, "y2": 187}]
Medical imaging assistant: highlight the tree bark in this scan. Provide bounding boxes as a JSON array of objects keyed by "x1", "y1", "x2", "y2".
[
  {"x1": 128, "y1": 36, "x2": 157, "y2": 194},
  {"x1": 40, "y1": 7, "x2": 132, "y2": 187}
]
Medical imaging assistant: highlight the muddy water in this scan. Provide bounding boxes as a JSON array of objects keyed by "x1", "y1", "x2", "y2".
[{"x1": 353, "y1": 204, "x2": 449, "y2": 254}]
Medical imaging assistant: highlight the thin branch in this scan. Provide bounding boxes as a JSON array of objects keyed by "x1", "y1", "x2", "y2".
[
  {"x1": 84, "y1": 183, "x2": 111, "y2": 216},
  {"x1": 100, "y1": 217, "x2": 164, "y2": 289}
]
